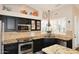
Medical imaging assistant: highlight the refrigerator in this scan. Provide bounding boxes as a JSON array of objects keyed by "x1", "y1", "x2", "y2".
[
  {"x1": 0, "y1": 19, "x2": 2, "y2": 53},
  {"x1": 0, "y1": 18, "x2": 4, "y2": 54}
]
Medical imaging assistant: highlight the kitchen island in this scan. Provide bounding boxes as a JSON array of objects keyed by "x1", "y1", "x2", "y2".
[{"x1": 42, "y1": 44, "x2": 79, "y2": 54}]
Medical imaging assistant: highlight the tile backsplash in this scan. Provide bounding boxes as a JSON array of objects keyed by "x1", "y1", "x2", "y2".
[{"x1": 4, "y1": 31, "x2": 41, "y2": 40}]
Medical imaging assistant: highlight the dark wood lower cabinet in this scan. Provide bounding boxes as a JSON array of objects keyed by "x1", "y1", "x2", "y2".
[
  {"x1": 43, "y1": 38, "x2": 55, "y2": 48},
  {"x1": 4, "y1": 43, "x2": 18, "y2": 54},
  {"x1": 66, "y1": 40, "x2": 72, "y2": 48},
  {"x1": 33, "y1": 39, "x2": 44, "y2": 53},
  {"x1": 33, "y1": 38, "x2": 55, "y2": 53},
  {"x1": 4, "y1": 38, "x2": 72, "y2": 54},
  {"x1": 53, "y1": 39, "x2": 72, "y2": 49},
  {"x1": 33, "y1": 38, "x2": 72, "y2": 53}
]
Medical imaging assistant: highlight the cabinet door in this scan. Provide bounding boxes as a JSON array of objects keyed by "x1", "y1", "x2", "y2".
[
  {"x1": 31, "y1": 20, "x2": 41, "y2": 31},
  {"x1": 4, "y1": 17, "x2": 16, "y2": 32},
  {"x1": 18, "y1": 18, "x2": 31, "y2": 24},
  {"x1": 7, "y1": 17, "x2": 16, "y2": 30},
  {"x1": 4, "y1": 43, "x2": 18, "y2": 54},
  {"x1": 31, "y1": 20, "x2": 36, "y2": 31},
  {"x1": 33, "y1": 39, "x2": 44, "y2": 53},
  {"x1": 43, "y1": 38, "x2": 55, "y2": 48},
  {"x1": 36, "y1": 20, "x2": 41, "y2": 31}
]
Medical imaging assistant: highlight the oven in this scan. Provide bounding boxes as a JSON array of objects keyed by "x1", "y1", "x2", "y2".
[{"x1": 18, "y1": 41, "x2": 33, "y2": 54}]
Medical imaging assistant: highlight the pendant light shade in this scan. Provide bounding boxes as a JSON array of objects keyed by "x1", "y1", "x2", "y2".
[
  {"x1": 47, "y1": 10, "x2": 52, "y2": 32},
  {"x1": 48, "y1": 10, "x2": 51, "y2": 26}
]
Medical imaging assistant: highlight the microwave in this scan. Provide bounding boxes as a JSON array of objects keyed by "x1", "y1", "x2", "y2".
[{"x1": 18, "y1": 24, "x2": 30, "y2": 32}]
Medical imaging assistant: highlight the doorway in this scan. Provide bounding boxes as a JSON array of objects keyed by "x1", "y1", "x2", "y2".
[{"x1": 73, "y1": 16, "x2": 79, "y2": 49}]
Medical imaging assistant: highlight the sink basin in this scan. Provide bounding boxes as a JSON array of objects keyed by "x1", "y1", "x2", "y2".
[
  {"x1": 16, "y1": 38, "x2": 32, "y2": 43},
  {"x1": 44, "y1": 33, "x2": 55, "y2": 38}
]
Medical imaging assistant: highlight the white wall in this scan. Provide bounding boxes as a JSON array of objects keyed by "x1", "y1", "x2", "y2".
[
  {"x1": 41, "y1": 20, "x2": 48, "y2": 33},
  {"x1": 72, "y1": 16, "x2": 79, "y2": 49},
  {"x1": 41, "y1": 5, "x2": 74, "y2": 35},
  {"x1": 70, "y1": 6, "x2": 79, "y2": 49},
  {"x1": 50, "y1": 17, "x2": 66, "y2": 35}
]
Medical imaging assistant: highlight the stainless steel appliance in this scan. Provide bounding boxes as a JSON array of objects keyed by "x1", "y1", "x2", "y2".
[
  {"x1": 18, "y1": 24, "x2": 31, "y2": 32},
  {"x1": 18, "y1": 41, "x2": 33, "y2": 54},
  {"x1": 0, "y1": 17, "x2": 4, "y2": 54},
  {"x1": 0, "y1": 19, "x2": 2, "y2": 54}
]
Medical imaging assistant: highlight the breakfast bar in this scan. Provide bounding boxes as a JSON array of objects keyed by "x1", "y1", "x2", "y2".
[{"x1": 42, "y1": 44, "x2": 79, "y2": 54}]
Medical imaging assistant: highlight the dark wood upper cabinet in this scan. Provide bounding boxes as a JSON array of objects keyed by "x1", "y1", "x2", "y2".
[
  {"x1": 31, "y1": 19, "x2": 41, "y2": 31},
  {"x1": 2, "y1": 15, "x2": 41, "y2": 32},
  {"x1": 17, "y1": 18, "x2": 31, "y2": 24},
  {"x1": 15, "y1": 18, "x2": 31, "y2": 32},
  {"x1": 31, "y1": 19, "x2": 36, "y2": 31},
  {"x1": 36, "y1": 20, "x2": 41, "y2": 31},
  {"x1": 3, "y1": 16, "x2": 16, "y2": 32}
]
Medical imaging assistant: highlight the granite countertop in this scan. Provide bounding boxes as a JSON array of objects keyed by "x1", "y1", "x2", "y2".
[
  {"x1": 4, "y1": 34, "x2": 73, "y2": 44},
  {"x1": 4, "y1": 39, "x2": 17, "y2": 44},
  {"x1": 42, "y1": 44, "x2": 79, "y2": 54}
]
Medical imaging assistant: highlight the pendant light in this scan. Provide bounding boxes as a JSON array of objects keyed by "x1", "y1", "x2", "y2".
[
  {"x1": 48, "y1": 10, "x2": 51, "y2": 26},
  {"x1": 47, "y1": 10, "x2": 52, "y2": 32}
]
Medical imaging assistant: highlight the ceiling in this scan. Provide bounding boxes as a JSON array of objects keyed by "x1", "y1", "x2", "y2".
[{"x1": 28, "y1": 4, "x2": 65, "y2": 11}]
